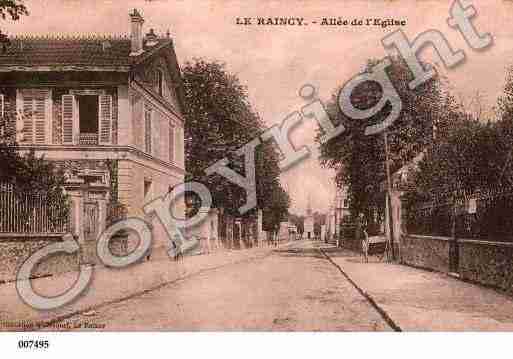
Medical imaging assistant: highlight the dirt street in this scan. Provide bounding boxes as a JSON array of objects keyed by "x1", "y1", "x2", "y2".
[{"x1": 50, "y1": 241, "x2": 391, "y2": 331}]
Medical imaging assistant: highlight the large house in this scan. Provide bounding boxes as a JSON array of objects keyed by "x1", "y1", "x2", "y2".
[{"x1": 0, "y1": 9, "x2": 186, "y2": 258}]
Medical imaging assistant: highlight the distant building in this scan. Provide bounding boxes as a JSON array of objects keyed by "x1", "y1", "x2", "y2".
[
  {"x1": 327, "y1": 184, "x2": 350, "y2": 239},
  {"x1": 304, "y1": 195, "x2": 314, "y2": 239}
]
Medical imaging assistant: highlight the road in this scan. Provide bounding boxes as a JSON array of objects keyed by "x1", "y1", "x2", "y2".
[{"x1": 52, "y1": 241, "x2": 391, "y2": 331}]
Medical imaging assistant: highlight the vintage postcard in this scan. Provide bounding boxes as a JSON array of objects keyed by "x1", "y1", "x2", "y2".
[{"x1": 0, "y1": 0, "x2": 512, "y2": 356}]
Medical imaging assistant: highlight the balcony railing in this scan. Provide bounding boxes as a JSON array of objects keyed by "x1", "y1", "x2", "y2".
[{"x1": 78, "y1": 133, "x2": 99, "y2": 145}]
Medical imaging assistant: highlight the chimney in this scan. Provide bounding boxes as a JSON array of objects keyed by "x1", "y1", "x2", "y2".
[
  {"x1": 129, "y1": 8, "x2": 144, "y2": 56},
  {"x1": 145, "y1": 28, "x2": 158, "y2": 47}
]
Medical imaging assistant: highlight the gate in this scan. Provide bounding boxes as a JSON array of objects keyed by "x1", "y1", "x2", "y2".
[{"x1": 82, "y1": 201, "x2": 99, "y2": 264}]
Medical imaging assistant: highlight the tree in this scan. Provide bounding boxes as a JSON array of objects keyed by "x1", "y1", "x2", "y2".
[
  {"x1": 317, "y1": 56, "x2": 449, "y2": 224},
  {"x1": 313, "y1": 211, "x2": 326, "y2": 236},
  {"x1": 407, "y1": 115, "x2": 506, "y2": 201},
  {"x1": 262, "y1": 185, "x2": 290, "y2": 233},
  {"x1": 182, "y1": 59, "x2": 289, "y2": 221},
  {"x1": 0, "y1": 0, "x2": 28, "y2": 22},
  {"x1": 0, "y1": 102, "x2": 69, "y2": 226}
]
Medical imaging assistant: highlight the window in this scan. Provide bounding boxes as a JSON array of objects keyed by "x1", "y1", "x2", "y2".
[
  {"x1": 144, "y1": 179, "x2": 153, "y2": 203},
  {"x1": 156, "y1": 69, "x2": 164, "y2": 97},
  {"x1": 62, "y1": 92, "x2": 111, "y2": 145},
  {"x1": 19, "y1": 90, "x2": 50, "y2": 144},
  {"x1": 168, "y1": 122, "x2": 175, "y2": 163},
  {"x1": 144, "y1": 105, "x2": 152, "y2": 154},
  {"x1": 78, "y1": 96, "x2": 99, "y2": 134}
]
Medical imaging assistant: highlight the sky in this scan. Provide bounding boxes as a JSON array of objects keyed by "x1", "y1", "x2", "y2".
[{"x1": 2, "y1": 0, "x2": 513, "y2": 215}]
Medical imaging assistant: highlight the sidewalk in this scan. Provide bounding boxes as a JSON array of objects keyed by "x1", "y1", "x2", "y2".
[
  {"x1": 0, "y1": 242, "x2": 288, "y2": 331},
  {"x1": 319, "y1": 244, "x2": 513, "y2": 331}
]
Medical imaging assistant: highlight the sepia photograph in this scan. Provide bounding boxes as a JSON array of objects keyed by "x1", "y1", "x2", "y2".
[{"x1": 1, "y1": 0, "x2": 513, "y2": 357}]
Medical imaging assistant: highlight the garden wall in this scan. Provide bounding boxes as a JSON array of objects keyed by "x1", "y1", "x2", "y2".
[
  {"x1": 0, "y1": 234, "x2": 79, "y2": 283},
  {"x1": 400, "y1": 234, "x2": 513, "y2": 295},
  {"x1": 458, "y1": 239, "x2": 513, "y2": 295},
  {"x1": 400, "y1": 234, "x2": 451, "y2": 273}
]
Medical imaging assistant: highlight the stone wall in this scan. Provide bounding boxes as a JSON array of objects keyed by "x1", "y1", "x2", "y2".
[
  {"x1": 400, "y1": 234, "x2": 451, "y2": 273},
  {"x1": 458, "y1": 239, "x2": 513, "y2": 295},
  {"x1": 342, "y1": 238, "x2": 361, "y2": 252},
  {"x1": 0, "y1": 235, "x2": 80, "y2": 283}
]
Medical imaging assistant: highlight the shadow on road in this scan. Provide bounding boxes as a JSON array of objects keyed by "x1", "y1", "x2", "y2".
[
  {"x1": 273, "y1": 245, "x2": 359, "y2": 259},
  {"x1": 273, "y1": 248, "x2": 325, "y2": 259}
]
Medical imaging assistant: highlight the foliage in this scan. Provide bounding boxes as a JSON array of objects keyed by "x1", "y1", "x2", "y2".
[
  {"x1": 0, "y1": 0, "x2": 28, "y2": 21},
  {"x1": 261, "y1": 185, "x2": 290, "y2": 232},
  {"x1": 317, "y1": 56, "x2": 447, "y2": 224},
  {"x1": 289, "y1": 213, "x2": 304, "y2": 234},
  {"x1": 402, "y1": 65, "x2": 513, "y2": 240},
  {"x1": 0, "y1": 107, "x2": 70, "y2": 226},
  {"x1": 182, "y1": 59, "x2": 289, "y2": 225},
  {"x1": 313, "y1": 211, "x2": 326, "y2": 235},
  {"x1": 407, "y1": 64, "x2": 513, "y2": 204},
  {"x1": 409, "y1": 116, "x2": 508, "y2": 201}
]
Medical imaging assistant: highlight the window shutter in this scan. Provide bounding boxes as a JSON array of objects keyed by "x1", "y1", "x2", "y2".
[
  {"x1": 22, "y1": 95, "x2": 34, "y2": 143},
  {"x1": 144, "y1": 106, "x2": 152, "y2": 154},
  {"x1": 168, "y1": 123, "x2": 175, "y2": 163},
  {"x1": 99, "y1": 94, "x2": 112, "y2": 145},
  {"x1": 0, "y1": 94, "x2": 4, "y2": 137},
  {"x1": 34, "y1": 96, "x2": 46, "y2": 144},
  {"x1": 175, "y1": 126, "x2": 183, "y2": 166},
  {"x1": 62, "y1": 94, "x2": 75, "y2": 144}
]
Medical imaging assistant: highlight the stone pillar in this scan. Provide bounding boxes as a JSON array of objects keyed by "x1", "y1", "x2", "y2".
[{"x1": 197, "y1": 207, "x2": 210, "y2": 254}]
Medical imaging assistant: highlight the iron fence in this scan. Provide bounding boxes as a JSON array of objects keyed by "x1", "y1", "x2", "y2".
[
  {"x1": 0, "y1": 182, "x2": 68, "y2": 234},
  {"x1": 405, "y1": 187, "x2": 513, "y2": 242}
]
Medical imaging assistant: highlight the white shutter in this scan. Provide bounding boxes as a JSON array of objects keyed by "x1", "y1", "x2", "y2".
[
  {"x1": 34, "y1": 96, "x2": 46, "y2": 144},
  {"x1": 22, "y1": 95, "x2": 34, "y2": 143},
  {"x1": 99, "y1": 94, "x2": 112, "y2": 145},
  {"x1": 62, "y1": 94, "x2": 75, "y2": 145}
]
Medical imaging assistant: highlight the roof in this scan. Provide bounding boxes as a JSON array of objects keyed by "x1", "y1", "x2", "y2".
[{"x1": 0, "y1": 35, "x2": 173, "y2": 69}]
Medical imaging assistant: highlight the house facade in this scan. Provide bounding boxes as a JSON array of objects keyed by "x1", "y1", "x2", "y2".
[
  {"x1": 326, "y1": 184, "x2": 350, "y2": 240},
  {"x1": 0, "y1": 9, "x2": 186, "y2": 258}
]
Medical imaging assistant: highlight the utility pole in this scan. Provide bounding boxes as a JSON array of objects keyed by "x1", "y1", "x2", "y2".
[{"x1": 383, "y1": 130, "x2": 395, "y2": 261}]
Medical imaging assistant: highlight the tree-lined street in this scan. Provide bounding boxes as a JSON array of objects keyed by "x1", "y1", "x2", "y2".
[
  {"x1": 4, "y1": 239, "x2": 510, "y2": 332},
  {"x1": 43, "y1": 241, "x2": 391, "y2": 331}
]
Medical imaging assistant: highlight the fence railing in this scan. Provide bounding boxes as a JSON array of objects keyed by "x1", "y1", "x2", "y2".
[
  {"x1": 0, "y1": 183, "x2": 68, "y2": 234},
  {"x1": 405, "y1": 187, "x2": 513, "y2": 242}
]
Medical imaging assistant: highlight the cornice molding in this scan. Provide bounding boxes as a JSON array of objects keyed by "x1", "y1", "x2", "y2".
[
  {"x1": 0, "y1": 65, "x2": 130, "y2": 72},
  {"x1": 15, "y1": 144, "x2": 186, "y2": 175}
]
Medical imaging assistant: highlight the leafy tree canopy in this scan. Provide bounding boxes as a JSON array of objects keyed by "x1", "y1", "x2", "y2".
[
  {"x1": 182, "y1": 59, "x2": 289, "y2": 224},
  {"x1": 0, "y1": 0, "x2": 28, "y2": 22},
  {"x1": 317, "y1": 56, "x2": 449, "y2": 221}
]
